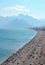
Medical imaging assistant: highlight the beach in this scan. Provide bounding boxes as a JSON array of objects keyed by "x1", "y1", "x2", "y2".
[{"x1": 1, "y1": 30, "x2": 45, "y2": 65}]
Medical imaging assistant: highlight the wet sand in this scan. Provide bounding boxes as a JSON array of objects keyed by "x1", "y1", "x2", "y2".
[{"x1": 1, "y1": 30, "x2": 45, "y2": 65}]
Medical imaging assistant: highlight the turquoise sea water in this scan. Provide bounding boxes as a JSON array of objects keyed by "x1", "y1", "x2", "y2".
[{"x1": 0, "y1": 29, "x2": 36, "y2": 63}]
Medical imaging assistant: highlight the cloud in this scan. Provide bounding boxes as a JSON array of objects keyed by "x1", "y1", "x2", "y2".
[
  {"x1": 0, "y1": 5, "x2": 30, "y2": 16},
  {"x1": 0, "y1": 5, "x2": 37, "y2": 18}
]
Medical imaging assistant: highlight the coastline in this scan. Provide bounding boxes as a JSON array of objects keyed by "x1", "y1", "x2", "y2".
[
  {"x1": 1, "y1": 29, "x2": 45, "y2": 65},
  {"x1": 0, "y1": 29, "x2": 36, "y2": 64}
]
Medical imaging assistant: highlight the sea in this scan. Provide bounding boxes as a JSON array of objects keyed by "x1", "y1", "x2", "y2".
[{"x1": 0, "y1": 28, "x2": 36, "y2": 63}]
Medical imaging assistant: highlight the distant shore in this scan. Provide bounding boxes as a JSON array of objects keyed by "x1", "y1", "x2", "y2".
[{"x1": 1, "y1": 29, "x2": 45, "y2": 65}]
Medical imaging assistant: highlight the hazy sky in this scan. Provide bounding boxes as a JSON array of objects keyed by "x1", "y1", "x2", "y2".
[{"x1": 0, "y1": 0, "x2": 45, "y2": 19}]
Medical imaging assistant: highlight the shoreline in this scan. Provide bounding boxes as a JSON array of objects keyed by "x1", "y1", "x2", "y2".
[
  {"x1": 0, "y1": 29, "x2": 37, "y2": 64},
  {"x1": 1, "y1": 30, "x2": 45, "y2": 65}
]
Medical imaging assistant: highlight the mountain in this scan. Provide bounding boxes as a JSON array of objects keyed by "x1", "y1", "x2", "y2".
[
  {"x1": 7, "y1": 14, "x2": 42, "y2": 29},
  {"x1": 17, "y1": 14, "x2": 43, "y2": 27},
  {"x1": 0, "y1": 14, "x2": 45, "y2": 29},
  {"x1": 7, "y1": 18, "x2": 30, "y2": 29},
  {"x1": 0, "y1": 16, "x2": 16, "y2": 28}
]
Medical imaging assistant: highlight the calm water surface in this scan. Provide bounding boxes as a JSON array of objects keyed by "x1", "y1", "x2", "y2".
[{"x1": 0, "y1": 28, "x2": 36, "y2": 62}]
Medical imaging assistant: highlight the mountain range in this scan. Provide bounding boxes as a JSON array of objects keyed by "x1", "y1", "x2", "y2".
[{"x1": 0, "y1": 14, "x2": 45, "y2": 29}]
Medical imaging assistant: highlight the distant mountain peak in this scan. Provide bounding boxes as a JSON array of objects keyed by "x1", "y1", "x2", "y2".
[{"x1": 0, "y1": 14, "x2": 44, "y2": 29}]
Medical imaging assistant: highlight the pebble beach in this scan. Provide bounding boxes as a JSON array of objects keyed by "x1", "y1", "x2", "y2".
[{"x1": 1, "y1": 30, "x2": 45, "y2": 65}]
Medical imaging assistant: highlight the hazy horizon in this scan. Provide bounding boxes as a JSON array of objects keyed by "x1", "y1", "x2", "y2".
[
  {"x1": 0, "y1": 0, "x2": 45, "y2": 19},
  {"x1": 0, "y1": 0, "x2": 45, "y2": 29}
]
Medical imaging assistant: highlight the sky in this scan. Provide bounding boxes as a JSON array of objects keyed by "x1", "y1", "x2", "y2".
[{"x1": 0, "y1": 0, "x2": 45, "y2": 19}]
